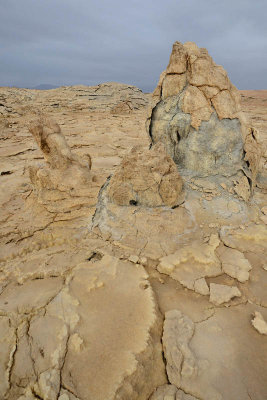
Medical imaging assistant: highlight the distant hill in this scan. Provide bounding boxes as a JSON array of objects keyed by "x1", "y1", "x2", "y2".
[{"x1": 32, "y1": 84, "x2": 59, "y2": 90}]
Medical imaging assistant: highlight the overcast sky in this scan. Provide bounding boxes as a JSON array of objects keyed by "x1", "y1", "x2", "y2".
[{"x1": 0, "y1": 0, "x2": 266, "y2": 91}]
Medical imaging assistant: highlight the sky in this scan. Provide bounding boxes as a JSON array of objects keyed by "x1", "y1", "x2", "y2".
[{"x1": 0, "y1": 0, "x2": 266, "y2": 92}]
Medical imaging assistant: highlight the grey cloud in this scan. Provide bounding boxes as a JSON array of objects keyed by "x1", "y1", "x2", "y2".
[{"x1": 0, "y1": 0, "x2": 266, "y2": 91}]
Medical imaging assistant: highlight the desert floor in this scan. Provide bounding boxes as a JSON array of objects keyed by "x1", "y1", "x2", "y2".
[{"x1": 0, "y1": 85, "x2": 266, "y2": 400}]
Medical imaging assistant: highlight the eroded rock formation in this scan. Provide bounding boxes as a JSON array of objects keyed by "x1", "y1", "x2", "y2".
[
  {"x1": 28, "y1": 115, "x2": 93, "y2": 212},
  {"x1": 106, "y1": 142, "x2": 184, "y2": 207},
  {"x1": 147, "y1": 41, "x2": 261, "y2": 194},
  {"x1": 29, "y1": 116, "x2": 92, "y2": 170},
  {"x1": 1, "y1": 54, "x2": 267, "y2": 400},
  {"x1": 91, "y1": 42, "x2": 265, "y2": 257}
]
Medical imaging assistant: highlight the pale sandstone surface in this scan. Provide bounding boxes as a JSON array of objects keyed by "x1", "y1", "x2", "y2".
[
  {"x1": 146, "y1": 271, "x2": 267, "y2": 400},
  {"x1": 92, "y1": 166, "x2": 260, "y2": 260},
  {"x1": 157, "y1": 305, "x2": 267, "y2": 400},
  {"x1": 193, "y1": 278, "x2": 209, "y2": 296},
  {"x1": 0, "y1": 78, "x2": 266, "y2": 400},
  {"x1": 189, "y1": 304, "x2": 267, "y2": 400},
  {"x1": 162, "y1": 309, "x2": 221, "y2": 400},
  {"x1": 0, "y1": 255, "x2": 166, "y2": 399}
]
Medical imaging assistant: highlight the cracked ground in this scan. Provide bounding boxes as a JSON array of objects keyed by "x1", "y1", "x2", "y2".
[{"x1": 0, "y1": 86, "x2": 266, "y2": 400}]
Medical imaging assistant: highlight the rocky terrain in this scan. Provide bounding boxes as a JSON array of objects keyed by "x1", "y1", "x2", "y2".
[{"x1": 0, "y1": 43, "x2": 266, "y2": 400}]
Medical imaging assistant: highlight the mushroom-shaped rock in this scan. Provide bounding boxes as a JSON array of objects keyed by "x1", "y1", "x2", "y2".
[
  {"x1": 28, "y1": 116, "x2": 93, "y2": 211},
  {"x1": 106, "y1": 142, "x2": 184, "y2": 207},
  {"x1": 147, "y1": 41, "x2": 260, "y2": 192}
]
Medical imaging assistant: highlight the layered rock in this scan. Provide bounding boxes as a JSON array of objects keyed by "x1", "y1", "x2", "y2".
[
  {"x1": 0, "y1": 83, "x2": 150, "y2": 116},
  {"x1": 147, "y1": 41, "x2": 260, "y2": 193},
  {"x1": 28, "y1": 115, "x2": 93, "y2": 212},
  {"x1": 106, "y1": 142, "x2": 184, "y2": 207}
]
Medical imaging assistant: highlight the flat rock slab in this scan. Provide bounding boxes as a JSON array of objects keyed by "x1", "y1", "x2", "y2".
[
  {"x1": 251, "y1": 311, "x2": 267, "y2": 335},
  {"x1": 220, "y1": 224, "x2": 267, "y2": 254},
  {"x1": 157, "y1": 235, "x2": 221, "y2": 291},
  {"x1": 216, "y1": 246, "x2": 251, "y2": 282},
  {"x1": 190, "y1": 304, "x2": 267, "y2": 400},
  {"x1": 209, "y1": 283, "x2": 241, "y2": 305},
  {"x1": 150, "y1": 384, "x2": 198, "y2": 399}
]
